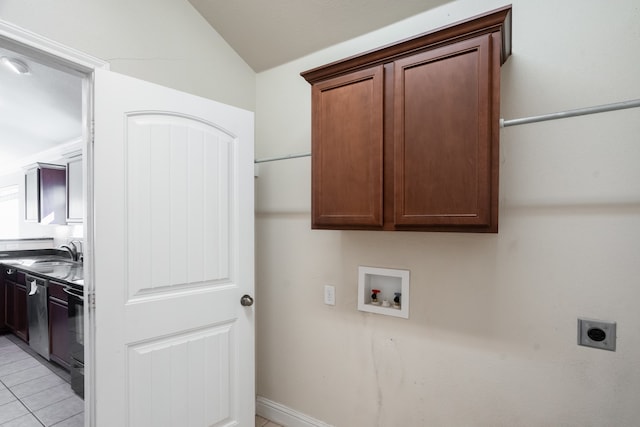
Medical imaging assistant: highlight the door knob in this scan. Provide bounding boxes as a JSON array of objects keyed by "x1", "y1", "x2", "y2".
[{"x1": 240, "y1": 295, "x2": 254, "y2": 307}]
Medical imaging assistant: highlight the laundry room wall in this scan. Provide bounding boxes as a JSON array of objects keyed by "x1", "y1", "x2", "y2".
[
  {"x1": 253, "y1": 0, "x2": 640, "y2": 426},
  {"x1": 0, "y1": 0, "x2": 256, "y2": 110}
]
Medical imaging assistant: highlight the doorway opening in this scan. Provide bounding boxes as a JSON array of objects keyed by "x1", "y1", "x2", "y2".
[{"x1": 1, "y1": 19, "x2": 108, "y2": 427}]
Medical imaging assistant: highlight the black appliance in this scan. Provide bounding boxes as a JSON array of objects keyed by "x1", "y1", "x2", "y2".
[{"x1": 64, "y1": 283, "x2": 84, "y2": 398}]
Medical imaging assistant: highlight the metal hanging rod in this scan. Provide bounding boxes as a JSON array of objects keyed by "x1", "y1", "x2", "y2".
[
  {"x1": 255, "y1": 98, "x2": 640, "y2": 164},
  {"x1": 500, "y1": 98, "x2": 640, "y2": 128},
  {"x1": 254, "y1": 152, "x2": 311, "y2": 164}
]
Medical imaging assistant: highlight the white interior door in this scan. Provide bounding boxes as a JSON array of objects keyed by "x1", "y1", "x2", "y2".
[{"x1": 91, "y1": 68, "x2": 254, "y2": 426}]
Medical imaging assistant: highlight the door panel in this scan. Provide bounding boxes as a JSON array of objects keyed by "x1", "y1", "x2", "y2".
[
  {"x1": 92, "y1": 69, "x2": 254, "y2": 427},
  {"x1": 128, "y1": 323, "x2": 233, "y2": 427},
  {"x1": 126, "y1": 114, "x2": 232, "y2": 298}
]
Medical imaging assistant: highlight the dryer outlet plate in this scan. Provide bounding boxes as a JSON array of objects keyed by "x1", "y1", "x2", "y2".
[{"x1": 578, "y1": 318, "x2": 616, "y2": 351}]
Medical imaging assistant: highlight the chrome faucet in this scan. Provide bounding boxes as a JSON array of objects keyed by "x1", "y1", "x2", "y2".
[
  {"x1": 70, "y1": 240, "x2": 83, "y2": 262},
  {"x1": 60, "y1": 242, "x2": 79, "y2": 261}
]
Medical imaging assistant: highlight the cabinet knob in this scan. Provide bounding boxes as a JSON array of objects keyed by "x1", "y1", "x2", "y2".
[{"x1": 240, "y1": 294, "x2": 254, "y2": 307}]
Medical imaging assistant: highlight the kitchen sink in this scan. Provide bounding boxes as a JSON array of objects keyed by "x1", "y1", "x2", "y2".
[
  {"x1": 0, "y1": 260, "x2": 24, "y2": 265},
  {"x1": 34, "y1": 259, "x2": 79, "y2": 265}
]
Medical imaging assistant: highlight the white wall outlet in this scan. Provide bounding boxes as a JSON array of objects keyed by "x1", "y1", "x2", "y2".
[{"x1": 324, "y1": 285, "x2": 335, "y2": 306}]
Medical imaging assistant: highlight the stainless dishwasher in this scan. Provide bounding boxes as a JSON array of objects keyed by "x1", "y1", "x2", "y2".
[{"x1": 25, "y1": 274, "x2": 50, "y2": 360}]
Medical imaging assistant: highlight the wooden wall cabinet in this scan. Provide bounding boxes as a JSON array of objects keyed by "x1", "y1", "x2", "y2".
[
  {"x1": 25, "y1": 163, "x2": 67, "y2": 225},
  {"x1": 301, "y1": 6, "x2": 512, "y2": 232}
]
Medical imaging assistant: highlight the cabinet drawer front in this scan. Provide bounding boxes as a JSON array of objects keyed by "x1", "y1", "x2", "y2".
[
  {"x1": 49, "y1": 281, "x2": 69, "y2": 302},
  {"x1": 393, "y1": 34, "x2": 497, "y2": 229},
  {"x1": 16, "y1": 271, "x2": 26, "y2": 285},
  {"x1": 312, "y1": 65, "x2": 384, "y2": 228}
]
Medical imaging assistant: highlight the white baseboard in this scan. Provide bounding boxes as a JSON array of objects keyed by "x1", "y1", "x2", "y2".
[{"x1": 256, "y1": 396, "x2": 333, "y2": 427}]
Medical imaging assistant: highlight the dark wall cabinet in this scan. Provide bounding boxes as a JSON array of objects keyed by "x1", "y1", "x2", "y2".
[
  {"x1": 48, "y1": 281, "x2": 70, "y2": 369},
  {"x1": 25, "y1": 163, "x2": 67, "y2": 225},
  {"x1": 301, "y1": 6, "x2": 512, "y2": 233},
  {"x1": 66, "y1": 154, "x2": 83, "y2": 223}
]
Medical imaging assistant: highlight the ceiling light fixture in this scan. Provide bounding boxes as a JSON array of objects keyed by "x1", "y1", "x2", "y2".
[{"x1": 1, "y1": 56, "x2": 30, "y2": 75}]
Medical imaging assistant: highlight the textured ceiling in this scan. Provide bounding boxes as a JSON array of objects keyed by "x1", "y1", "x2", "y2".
[{"x1": 188, "y1": 0, "x2": 452, "y2": 72}]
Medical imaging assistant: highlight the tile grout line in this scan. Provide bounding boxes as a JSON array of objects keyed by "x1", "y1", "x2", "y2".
[
  {"x1": 0, "y1": 377, "x2": 45, "y2": 427},
  {"x1": 0, "y1": 341, "x2": 56, "y2": 394},
  {"x1": 4, "y1": 336, "x2": 70, "y2": 382},
  {"x1": 0, "y1": 337, "x2": 77, "y2": 427},
  {"x1": 5, "y1": 338, "x2": 277, "y2": 427}
]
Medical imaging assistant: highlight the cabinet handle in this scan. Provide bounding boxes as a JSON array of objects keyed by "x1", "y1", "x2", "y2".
[
  {"x1": 5, "y1": 268, "x2": 15, "y2": 275},
  {"x1": 63, "y1": 287, "x2": 84, "y2": 298},
  {"x1": 28, "y1": 279, "x2": 38, "y2": 296}
]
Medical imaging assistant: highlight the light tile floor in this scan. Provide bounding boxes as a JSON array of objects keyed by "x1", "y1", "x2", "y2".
[
  {"x1": 255, "y1": 415, "x2": 283, "y2": 427},
  {"x1": 0, "y1": 335, "x2": 83, "y2": 427},
  {"x1": 2, "y1": 334, "x2": 280, "y2": 427}
]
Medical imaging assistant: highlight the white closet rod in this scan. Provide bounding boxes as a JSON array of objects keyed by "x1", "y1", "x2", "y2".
[
  {"x1": 500, "y1": 98, "x2": 640, "y2": 128},
  {"x1": 254, "y1": 98, "x2": 640, "y2": 164},
  {"x1": 254, "y1": 152, "x2": 311, "y2": 164}
]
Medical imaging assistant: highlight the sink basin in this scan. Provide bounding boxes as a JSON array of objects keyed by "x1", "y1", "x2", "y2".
[{"x1": 34, "y1": 259, "x2": 79, "y2": 265}]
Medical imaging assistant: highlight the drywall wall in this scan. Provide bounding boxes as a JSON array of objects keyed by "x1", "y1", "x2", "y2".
[
  {"x1": 255, "y1": 0, "x2": 640, "y2": 426},
  {"x1": 0, "y1": 0, "x2": 255, "y2": 111}
]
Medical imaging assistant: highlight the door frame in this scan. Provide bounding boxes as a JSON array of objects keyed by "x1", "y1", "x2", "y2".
[{"x1": 0, "y1": 18, "x2": 108, "y2": 426}]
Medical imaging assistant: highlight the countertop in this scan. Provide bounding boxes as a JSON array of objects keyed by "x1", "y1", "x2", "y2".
[{"x1": 0, "y1": 249, "x2": 83, "y2": 287}]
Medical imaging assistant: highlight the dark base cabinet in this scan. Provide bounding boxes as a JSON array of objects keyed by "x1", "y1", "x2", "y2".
[
  {"x1": 2, "y1": 265, "x2": 76, "y2": 376},
  {"x1": 14, "y1": 282, "x2": 29, "y2": 342},
  {"x1": 0, "y1": 266, "x2": 9, "y2": 334},
  {"x1": 3, "y1": 268, "x2": 28, "y2": 343},
  {"x1": 0, "y1": 272, "x2": 6, "y2": 333},
  {"x1": 48, "y1": 281, "x2": 70, "y2": 370}
]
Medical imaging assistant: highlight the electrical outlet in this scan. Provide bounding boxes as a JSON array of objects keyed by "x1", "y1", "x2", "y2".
[
  {"x1": 324, "y1": 285, "x2": 335, "y2": 306},
  {"x1": 578, "y1": 318, "x2": 616, "y2": 351}
]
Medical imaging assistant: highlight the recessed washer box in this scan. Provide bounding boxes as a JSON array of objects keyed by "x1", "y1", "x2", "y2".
[{"x1": 358, "y1": 266, "x2": 409, "y2": 319}]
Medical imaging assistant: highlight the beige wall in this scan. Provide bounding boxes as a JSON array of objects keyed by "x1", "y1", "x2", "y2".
[
  {"x1": 0, "y1": 0, "x2": 256, "y2": 111},
  {"x1": 255, "y1": 0, "x2": 640, "y2": 426}
]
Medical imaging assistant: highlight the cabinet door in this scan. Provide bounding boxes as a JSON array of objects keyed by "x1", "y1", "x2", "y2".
[
  {"x1": 24, "y1": 167, "x2": 40, "y2": 222},
  {"x1": 4, "y1": 279, "x2": 15, "y2": 331},
  {"x1": 14, "y1": 283, "x2": 29, "y2": 342},
  {"x1": 393, "y1": 34, "x2": 498, "y2": 231},
  {"x1": 66, "y1": 156, "x2": 83, "y2": 222},
  {"x1": 49, "y1": 297, "x2": 70, "y2": 369},
  {"x1": 0, "y1": 277, "x2": 4, "y2": 332},
  {"x1": 40, "y1": 166, "x2": 67, "y2": 225},
  {"x1": 24, "y1": 164, "x2": 67, "y2": 224},
  {"x1": 312, "y1": 65, "x2": 384, "y2": 228}
]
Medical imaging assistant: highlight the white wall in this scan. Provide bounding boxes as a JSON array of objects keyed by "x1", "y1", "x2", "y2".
[
  {"x1": 0, "y1": 0, "x2": 256, "y2": 111},
  {"x1": 0, "y1": 0, "x2": 255, "y2": 246},
  {"x1": 255, "y1": 0, "x2": 640, "y2": 426}
]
